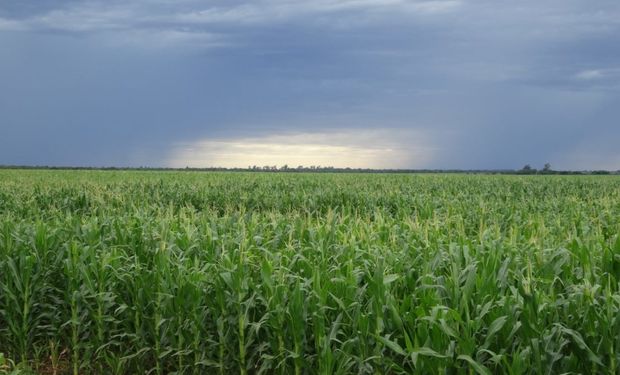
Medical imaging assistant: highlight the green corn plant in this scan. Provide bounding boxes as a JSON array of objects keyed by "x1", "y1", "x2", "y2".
[{"x1": 0, "y1": 226, "x2": 56, "y2": 366}]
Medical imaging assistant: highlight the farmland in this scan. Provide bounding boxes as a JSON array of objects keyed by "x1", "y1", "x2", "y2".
[{"x1": 0, "y1": 170, "x2": 619, "y2": 374}]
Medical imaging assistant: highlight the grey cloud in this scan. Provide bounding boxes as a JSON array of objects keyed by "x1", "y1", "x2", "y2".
[{"x1": 1, "y1": 0, "x2": 619, "y2": 169}]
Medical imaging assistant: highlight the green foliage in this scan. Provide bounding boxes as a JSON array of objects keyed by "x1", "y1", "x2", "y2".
[{"x1": 0, "y1": 170, "x2": 619, "y2": 374}]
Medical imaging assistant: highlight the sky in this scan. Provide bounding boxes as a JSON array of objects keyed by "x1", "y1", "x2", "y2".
[{"x1": 1, "y1": 0, "x2": 619, "y2": 170}]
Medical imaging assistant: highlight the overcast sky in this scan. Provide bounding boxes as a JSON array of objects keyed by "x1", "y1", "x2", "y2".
[{"x1": 1, "y1": 0, "x2": 619, "y2": 169}]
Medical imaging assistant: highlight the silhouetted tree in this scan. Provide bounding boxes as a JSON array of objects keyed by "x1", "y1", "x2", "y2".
[{"x1": 519, "y1": 164, "x2": 537, "y2": 174}]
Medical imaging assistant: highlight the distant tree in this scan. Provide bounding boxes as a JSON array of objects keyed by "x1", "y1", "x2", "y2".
[
  {"x1": 519, "y1": 164, "x2": 536, "y2": 174},
  {"x1": 543, "y1": 163, "x2": 552, "y2": 172}
]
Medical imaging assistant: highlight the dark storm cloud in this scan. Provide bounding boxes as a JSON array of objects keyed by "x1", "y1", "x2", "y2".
[{"x1": 1, "y1": 0, "x2": 619, "y2": 169}]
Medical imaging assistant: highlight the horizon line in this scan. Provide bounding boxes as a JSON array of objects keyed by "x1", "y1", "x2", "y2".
[{"x1": 1, "y1": 165, "x2": 618, "y2": 174}]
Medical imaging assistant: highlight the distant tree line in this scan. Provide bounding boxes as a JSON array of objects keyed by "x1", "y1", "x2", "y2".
[
  {"x1": 0, "y1": 163, "x2": 618, "y2": 175},
  {"x1": 515, "y1": 163, "x2": 616, "y2": 175}
]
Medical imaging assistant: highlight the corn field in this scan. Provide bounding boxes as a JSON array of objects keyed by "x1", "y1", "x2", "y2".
[{"x1": 0, "y1": 170, "x2": 619, "y2": 374}]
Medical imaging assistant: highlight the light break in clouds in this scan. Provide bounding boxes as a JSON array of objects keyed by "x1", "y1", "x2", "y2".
[{"x1": 167, "y1": 129, "x2": 435, "y2": 169}]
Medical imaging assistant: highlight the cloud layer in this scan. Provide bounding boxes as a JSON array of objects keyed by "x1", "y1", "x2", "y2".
[{"x1": 1, "y1": 0, "x2": 619, "y2": 169}]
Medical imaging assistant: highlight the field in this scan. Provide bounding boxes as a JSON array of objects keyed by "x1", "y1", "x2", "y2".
[{"x1": 0, "y1": 170, "x2": 619, "y2": 374}]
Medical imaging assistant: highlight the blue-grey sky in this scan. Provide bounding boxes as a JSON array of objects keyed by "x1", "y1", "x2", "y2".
[{"x1": 1, "y1": 0, "x2": 619, "y2": 169}]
